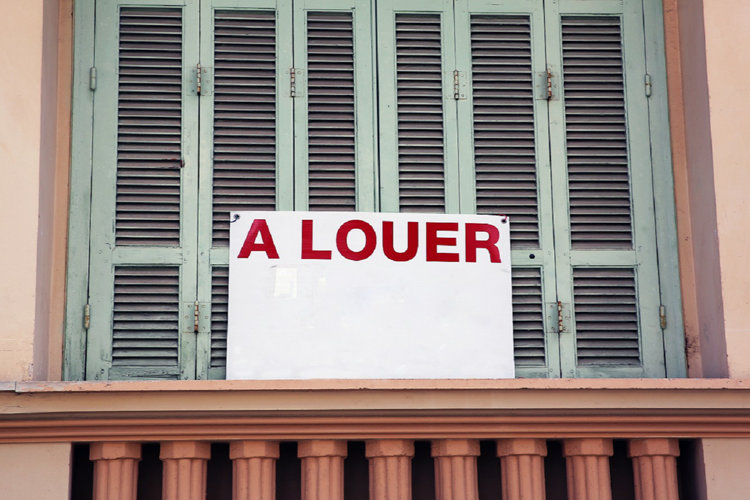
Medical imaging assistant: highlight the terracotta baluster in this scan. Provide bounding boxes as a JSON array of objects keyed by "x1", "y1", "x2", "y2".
[
  {"x1": 497, "y1": 439, "x2": 547, "y2": 500},
  {"x1": 431, "y1": 439, "x2": 480, "y2": 500},
  {"x1": 563, "y1": 438, "x2": 613, "y2": 500},
  {"x1": 90, "y1": 442, "x2": 142, "y2": 500},
  {"x1": 298, "y1": 440, "x2": 347, "y2": 500},
  {"x1": 366, "y1": 440, "x2": 414, "y2": 500},
  {"x1": 160, "y1": 441, "x2": 211, "y2": 500},
  {"x1": 230, "y1": 441, "x2": 280, "y2": 500},
  {"x1": 628, "y1": 439, "x2": 680, "y2": 500}
]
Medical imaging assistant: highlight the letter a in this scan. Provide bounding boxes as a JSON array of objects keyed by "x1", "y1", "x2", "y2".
[{"x1": 237, "y1": 219, "x2": 280, "y2": 259}]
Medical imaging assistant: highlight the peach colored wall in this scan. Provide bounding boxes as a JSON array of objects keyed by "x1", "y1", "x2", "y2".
[
  {"x1": 0, "y1": 2, "x2": 45, "y2": 380},
  {"x1": 700, "y1": 0, "x2": 750, "y2": 378},
  {"x1": 0, "y1": 443, "x2": 71, "y2": 500},
  {"x1": 700, "y1": 439, "x2": 750, "y2": 500},
  {"x1": 676, "y1": 0, "x2": 728, "y2": 377}
]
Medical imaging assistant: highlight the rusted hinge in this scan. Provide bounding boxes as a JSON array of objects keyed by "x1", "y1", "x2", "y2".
[
  {"x1": 194, "y1": 301, "x2": 200, "y2": 333},
  {"x1": 89, "y1": 67, "x2": 97, "y2": 91},
  {"x1": 557, "y1": 300, "x2": 565, "y2": 333},
  {"x1": 84, "y1": 303, "x2": 90, "y2": 330},
  {"x1": 645, "y1": 73, "x2": 652, "y2": 97},
  {"x1": 535, "y1": 69, "x2": 555, "y2": 100},
  {"x1": 290, "y1": 68, "x2": 297, "y2": 97},
  {"x1": 659, "y1": 304, "x2": 667, "y2": 329},
  {"x1": 195, "y1": 63, "x2": 202, "y2": 95}
]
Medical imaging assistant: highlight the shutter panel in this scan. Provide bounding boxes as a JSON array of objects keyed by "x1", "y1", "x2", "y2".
[
  {"x1": 87, "y1": 2, "x2": 200, "y2": 380},
  {"x1": 377, "y1": 0, "x2": 459, "y2": 213},
  {"x1": 196, "y1": 0, "x2": 293, "y2": 379},
  {"x1": 455, "y1": 0, "x2": 558, "y2": 376},
  {"x1": 211, "y1": 9, "x2": 279, "y2": 247},
  {"x1": 547, "y1": 0, "x2": 665, "y2": 377},
  {"x1": 293, "y1": 0, "x2": 376, "y2": 212},
  {"x1": 110, "y1": 266, "x2": 181, "y2": 379},
  {"x1": 511, "y1": 268, "x2": 547, "y2": 368},
  {"x1": 394, "y1": 13, "x2": 447, "y2": 212},
  {"x1": 209, "y1": 266, "x2": 229, "y2": 378},
  {"x1": 305, "y1": 11, "x2": 356, "y2": 210},
  {"x1": 115, "y1": 9, "x2": 183, "y2": 246},
  {"x1": 562, "y1": 16, "x2": 632, "y2": 250},
  {"x1": 573, "y1": 268, "x2": 639, "y2": 366}
]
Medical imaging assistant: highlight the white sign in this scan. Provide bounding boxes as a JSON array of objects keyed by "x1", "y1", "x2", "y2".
[{"x1": 227, "y1": 211, "x2": 514, "y2": 379}]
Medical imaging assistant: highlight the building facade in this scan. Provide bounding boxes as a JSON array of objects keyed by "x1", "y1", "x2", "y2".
[{"x1": 1, "y1": 0, "x2": 750, "y2": 498}]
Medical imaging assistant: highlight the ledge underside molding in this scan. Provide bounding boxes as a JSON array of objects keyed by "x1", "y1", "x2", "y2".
[{"x1": 2, "y1": 379, "x2": 750, "y2": 442}]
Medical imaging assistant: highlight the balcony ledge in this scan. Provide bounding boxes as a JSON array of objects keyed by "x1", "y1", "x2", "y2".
[{"x1": 1, "y1": 379, "x2": 750, "y2": 443}]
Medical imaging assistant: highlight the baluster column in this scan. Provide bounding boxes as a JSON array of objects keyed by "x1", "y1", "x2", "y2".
[
  {"x1": 628, "y1": 439, "x2": 680, "y2": 500},
  {"x1": 160, "y1": 441, "x2": 211, "y2": 500},
  {"x1": 90, "y1": 442, "x2": 142, "y2": 500},
  {"x1": 230, "y1": 441, "x2": 280, "y2": 500},
  {"x1": 563, "y1": 438, "x2": 613, "y2": 500},
  {"x1": 431, "y1": 439, "x2": 480, "y2": 500},
  {"x1": 298, "y1": 440, "x2": 347, "y2": 500},
  {"x1": 366, "y1": 439, "x2": 414, "y2": 500},
  {"x1": 497, "y1": 439, "x2": 547, "y2": 500}
]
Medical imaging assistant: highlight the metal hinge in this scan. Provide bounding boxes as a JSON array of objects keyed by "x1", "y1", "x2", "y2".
[
  {"x1": 290, "y1": 68, "x2": 297, "y2": 97},
  {"x1": 659, "y1": 304, "x2": 667, "y2": 329},
  {"x1": 89, "y1": 67, "x2": 97, "y2": 91},
  {"x1": 557, "y1": 300, "x2": 565, "y2": 333},
  {"x1": 645, "y1": 73, "x2": 652, "y2": 97},
  {"x1": 195, "y1": 63, "x2": 202, "y2": 95},
  {"x1": 452, "y1": 70, "x2": 467, "y2": 100},
  {"x1": 194, "y1": 301, "x2": 200, "y2": 333},
  {"x1": 535, "y1": 69, "x2": 555, "y2": 100},
  {"x1": 84, "y1": 303, "x2": 90, "y2": 330}
]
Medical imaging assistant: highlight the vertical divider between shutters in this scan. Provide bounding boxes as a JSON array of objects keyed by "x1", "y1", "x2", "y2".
[
  {"x1": 196, "y1": 0, "x2": 215, "y2": 380},
  {"x1": 180, "y1": 0, "x2": 201, "y2": 380}
]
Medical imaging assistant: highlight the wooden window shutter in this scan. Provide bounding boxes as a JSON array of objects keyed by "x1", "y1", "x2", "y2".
[
  {"x1": 546, "y1": 0, "x2": 666, "y2": 377},
  {"x1": 195, "y1": 0, "x2": 293, "y2": 379},
  {"x1": 453, "y1": 0, "x2": 558, "y2": 376},
  {"x1": 292, "y1": 0, "x2": 377, "y2": 212},
  {"x1": 377, "y1": 0, "x2": 460, "y2": 214},
  {"x1": 86, "y1": 2, "x2": 201, "y2": 380}
]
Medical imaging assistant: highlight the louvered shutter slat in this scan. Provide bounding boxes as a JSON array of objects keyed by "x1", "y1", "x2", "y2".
[
  {"x1": 573, "y1": 267, "x2": 640, "y2": 366},
  {"x1": 562, "y1": 17, "x2": 632, "y2": 250},
  {"x1": 116, "y1": 9, "x2": 183, "y2": 246},
  {"x1": 212, "y1": 10, "x2": 277, "y2": 247},
  {"x1": 112, "y1": 266, "x2": 180, "y2": 373},
  {"x1": 210, "y1": 267, "x2": 228, "y2": 370},
  {"x1": 307, "y1": 12, "x2": 356, "y2": 211},
  {"x1": 396, "y1": 14, "x2": 445, "y2": 212},
  {"x1": 470, "y1": 15, "x2": 538, "y2": 248},
  {"x1": 512, "y1": 268, "x2": 546, "y2": 367}
]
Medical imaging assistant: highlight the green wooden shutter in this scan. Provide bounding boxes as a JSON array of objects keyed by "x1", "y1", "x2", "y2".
[
  {"x1": 86, "y1": 1, "x2": 200, "y2": 380},
  {"x1": 293, "y1": 0, "x2": 377, "y2": 212},
  {"x1": 196, "y1": 0, "x2": 293, "y2": 379},
  {"x1": 453, "y1": 0, "x2": 558, "y2": 376},
  {"x1": 546, "y1": 0, "x2": 665, "y2": 377},
  {"x1": 377, "y1": 0, "x2": 459, "y2": 213}
]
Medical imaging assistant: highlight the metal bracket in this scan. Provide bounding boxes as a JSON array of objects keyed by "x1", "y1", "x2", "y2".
[
  {"x1": 659, "y1": 304, "x2": 667, "y2": 329},
  {"x1": 89, "y1": 67, "x2": 97, "y2": 91},
  {"x1": 84, "y1": 303, "x2": 90, "y2": 330},
  {"x1": 452, "y1": 70, "x2": 467, "y2": 100}
]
